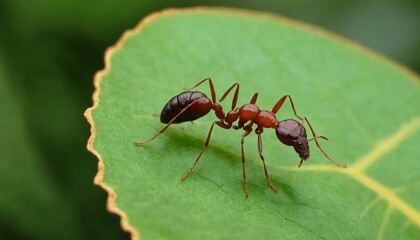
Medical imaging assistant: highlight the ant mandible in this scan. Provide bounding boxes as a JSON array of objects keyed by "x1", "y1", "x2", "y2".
[{"x1": 134, "y1": 77, "x2": 346, "y2": 198}]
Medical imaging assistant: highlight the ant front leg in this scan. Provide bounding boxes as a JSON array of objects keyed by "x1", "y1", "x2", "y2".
[
  {"x1": 256, "y1": 128, "x2": 279, "y2": 193},
  {"x1": 180, "y1": 121, "x2": 231, "y2": 181},
  {"x1": 271, "y1": 95, "x2": 303, "y2": 121},
  {"x1": 271, "y1": 95, "x2": 346, "y2": 168}
]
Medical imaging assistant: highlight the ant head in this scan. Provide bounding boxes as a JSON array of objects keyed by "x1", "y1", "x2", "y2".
[{"x1": 275, "y1": 119, "x2": 310, "y2": 162}]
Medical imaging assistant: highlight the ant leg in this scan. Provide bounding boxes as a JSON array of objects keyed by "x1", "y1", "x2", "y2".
[
  {"x1": 271, "y1": 95, "x2": 303, "y2": 121},
  {"x1": 134, "y1": 100, "x2": 201, "y2": 147},
  {"x1": 219, "y1": 83, "x2": 240, "y2": 110},
  {"x1": 183, "y1": 77, "x2": 216, "y2": 103},
  {"x1": 240, "y1": 127, "x2": 252, "y2": 198},
  {"x1": 181, "y1": 121, "x2": 230, "y2": 181},
  {"x1": 303, "y1": 117, "x2": 347, "y2": 168},
  {"x1": 250, "y1": 92, "x2": 258, "y2": 104},
  {"x1": 257, "y1": 131, "x2": 279, "y2": 193},
  {"x1": 271, "y1": 95, "x2": 346, "y2": 168}
]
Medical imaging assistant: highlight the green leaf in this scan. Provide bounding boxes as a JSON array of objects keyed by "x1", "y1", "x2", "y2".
[{"x1": 86, "y1": 8, "x2": 420, "y2": 240}]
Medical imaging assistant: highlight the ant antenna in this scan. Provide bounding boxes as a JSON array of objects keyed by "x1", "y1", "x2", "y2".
[
  {"x1": 304, "y1": 117, "x2": 347, "y2": 168},
  {"x1": 298, "y1": 159, "x2": 304, "y2": 168},
  {"x1": 307, "y1": 135, "x2": 329, "y2": 142}
]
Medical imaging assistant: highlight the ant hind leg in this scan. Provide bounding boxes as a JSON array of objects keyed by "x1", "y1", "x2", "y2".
[
  {"x1": 134, "y1": 100, "x2": 201, "y2": 147},
  {"x1": 180, "y1": 121, "x2": 230, "y2": 181},
  {"x1": 183, "y1": 77, "x2": 216, "y2": 103}
]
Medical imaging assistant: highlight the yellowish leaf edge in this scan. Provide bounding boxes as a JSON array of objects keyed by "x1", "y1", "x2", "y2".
[{"x1": 84, "y1": 6, "x2": 420, "y2": 240}]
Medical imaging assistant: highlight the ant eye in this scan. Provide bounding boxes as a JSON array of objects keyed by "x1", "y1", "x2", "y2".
[
  {"x1": 135, "y1": 78, "x2": 345, "y2": 198},
  {"x1": 288, "y1": 134, "x2": 298, "y2": 140}
]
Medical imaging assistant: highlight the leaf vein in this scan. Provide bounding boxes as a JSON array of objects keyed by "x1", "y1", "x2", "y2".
[{"x1": 351, "y1": 117, "x2": 420, "y2": 172}]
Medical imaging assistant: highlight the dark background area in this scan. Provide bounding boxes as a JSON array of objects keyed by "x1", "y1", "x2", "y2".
[{"x1": 0, "y1": 1, "x2": 418, "y2": 239}]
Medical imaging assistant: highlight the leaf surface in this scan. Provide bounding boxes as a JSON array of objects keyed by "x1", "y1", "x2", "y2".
[{"x1": 86, "y1": 8, "x2": 420, "y2": 240}]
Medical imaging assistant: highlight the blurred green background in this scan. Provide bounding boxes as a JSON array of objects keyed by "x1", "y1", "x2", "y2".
[{"x1": 0, "y1": 1, "x2": 418, "y2": 239}]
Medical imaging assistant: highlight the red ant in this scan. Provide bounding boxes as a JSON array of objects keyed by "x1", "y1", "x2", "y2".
[{"x1": 134, "y1": 78, "x2": 346, "y2": 198}]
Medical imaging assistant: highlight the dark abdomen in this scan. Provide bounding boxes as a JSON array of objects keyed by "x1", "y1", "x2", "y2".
[{"x1": 160, "y1": 91, "x2": 210, "y2": 124}]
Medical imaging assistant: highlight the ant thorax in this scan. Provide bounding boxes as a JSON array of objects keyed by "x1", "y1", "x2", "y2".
[{"x1": 135, "y1": 77, "x2": 346, "y2": 198}]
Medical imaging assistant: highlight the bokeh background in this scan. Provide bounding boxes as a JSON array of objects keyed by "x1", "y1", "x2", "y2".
[{"x1": 1, "y1": 1, "x2": 418, "y2": 239}]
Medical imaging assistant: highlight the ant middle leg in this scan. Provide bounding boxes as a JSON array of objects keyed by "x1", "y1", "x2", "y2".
[
  {"x1": 250, "y1": 92, "x2": 258, "y2": 104},
  {"x1": 240, "y1": 124, "x2": 253, "y2": 198},
  {"x1": 219, "y1": 83, "x2": 240, "y2": 110},
  {"x1": 256, "y1": 128, "x2": 279, "y2": 193},
  {"x1": 180, "y1": 121, "x2": 231, "y2": 181}
]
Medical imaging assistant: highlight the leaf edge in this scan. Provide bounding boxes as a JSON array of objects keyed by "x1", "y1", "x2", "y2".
[{"x1": 83, "y1": 6, "x2": 420, "y2": 240}]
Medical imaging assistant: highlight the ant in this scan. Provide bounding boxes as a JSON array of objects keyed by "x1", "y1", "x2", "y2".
[{"x1": 134, "y1": 77, "x2": 346, "y2": 198}]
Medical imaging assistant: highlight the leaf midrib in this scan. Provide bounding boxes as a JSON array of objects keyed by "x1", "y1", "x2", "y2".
[{"x1": 277, "y1": 117, "x2": 420, "y2": 227}]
